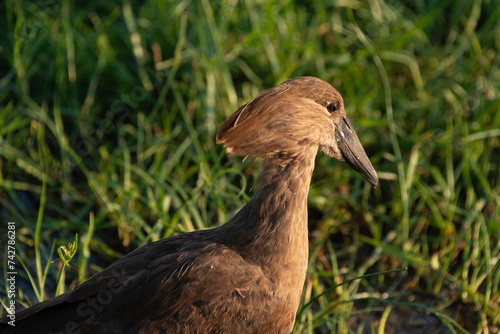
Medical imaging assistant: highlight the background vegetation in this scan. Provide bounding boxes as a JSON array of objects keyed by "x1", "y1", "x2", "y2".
[{"x1": 1, "y1": 0, "x2": 499, "y2": 332}]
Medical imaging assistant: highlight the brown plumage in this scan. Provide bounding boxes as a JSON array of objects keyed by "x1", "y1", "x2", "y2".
[{"x1": 0, "y1": 76, "x2": 377, "y2": 333}]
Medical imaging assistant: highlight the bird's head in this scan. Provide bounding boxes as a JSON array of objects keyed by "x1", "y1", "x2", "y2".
[{"x1": 216, "y1": 77, "x2": 378, "y2": 186}]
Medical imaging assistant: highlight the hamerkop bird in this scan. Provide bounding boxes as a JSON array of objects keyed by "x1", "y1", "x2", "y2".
[{"x1": 1, "y1": 76, "x2": 377, "y2": 333}]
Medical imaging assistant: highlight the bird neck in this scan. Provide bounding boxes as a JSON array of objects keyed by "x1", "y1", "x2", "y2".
[
  {"x1": 225, "y1": 148, "x2": 317, "y2": 267},
  {"x1": 219, "y1": 148, "x2": 317, "y2": 315},
  {"x1": 251, "y1": 156, "x2": 315, "y2": 224}
]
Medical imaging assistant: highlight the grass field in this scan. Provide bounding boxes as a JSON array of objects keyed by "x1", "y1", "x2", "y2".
[{"x1": 1, "y1": 0, "x2": 499, "y2": 332}]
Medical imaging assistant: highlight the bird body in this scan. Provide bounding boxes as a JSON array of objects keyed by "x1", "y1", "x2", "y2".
[{"x1": 0, "y1": 77, "x2": 377, "y2": 333}]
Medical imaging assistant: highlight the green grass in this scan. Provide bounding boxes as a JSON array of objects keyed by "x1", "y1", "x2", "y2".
[{"x1": 1, "y1": 0, "x2": 499, "y2": 332}]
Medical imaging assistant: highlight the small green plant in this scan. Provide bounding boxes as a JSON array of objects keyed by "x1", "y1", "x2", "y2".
[{"x1": 54, "y1": 234, "x2": 80, "y2": 296}]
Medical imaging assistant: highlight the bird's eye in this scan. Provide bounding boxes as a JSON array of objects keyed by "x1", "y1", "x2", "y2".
[{"x1": 327, "y1": 101, "x2": 340, "y2": 113}]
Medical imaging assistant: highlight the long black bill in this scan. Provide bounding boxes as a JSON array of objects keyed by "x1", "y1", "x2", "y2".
[{"x1": 335, "y1": 116, "x2": 378, "y2": 187}]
